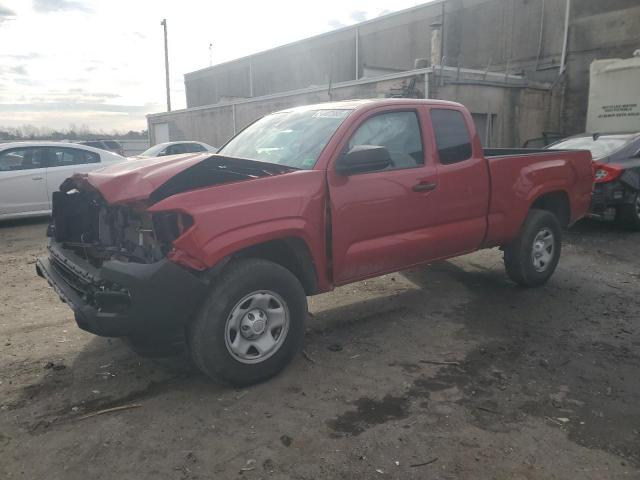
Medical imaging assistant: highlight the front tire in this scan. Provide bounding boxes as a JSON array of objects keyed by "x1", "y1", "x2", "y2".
[
  {"x1": 504, "y1": 209, "x2": 562, "y2": 287},
  {"x1": 616, "y1": 192, "x2": 640, "y2": 231},
  {"x1": 188, "y1": 258, "x2": 307, "y2": 386}
]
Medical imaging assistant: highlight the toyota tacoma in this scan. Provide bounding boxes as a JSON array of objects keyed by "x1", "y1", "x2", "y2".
[{"x1": 36, "y1": 99, "x2": 594, "y2": 385}]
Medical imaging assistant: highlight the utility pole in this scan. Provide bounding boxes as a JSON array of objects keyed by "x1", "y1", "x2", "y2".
[
  {"x1": 209, "y1": 42, "x2": 213, "y2": 67},
  {"x1": 160, "y1": 18, "x2": 171, "y2": 112}
]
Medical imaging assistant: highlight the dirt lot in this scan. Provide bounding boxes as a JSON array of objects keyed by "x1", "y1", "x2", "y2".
[{"x1": 1, "y1": 218, "x2": 639, "y2": 479}]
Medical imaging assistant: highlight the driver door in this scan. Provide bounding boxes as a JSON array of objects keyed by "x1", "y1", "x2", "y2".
[{"x1": 327, "y1": 107, "x2": 440, "y2": 284}]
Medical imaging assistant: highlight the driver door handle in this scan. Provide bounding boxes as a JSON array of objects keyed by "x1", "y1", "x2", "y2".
[
  {"x1": 412, "y1": 182, "x2": 437, "y2": 192},
  {"x1": 32, "y1": 176, "x2": 44, "y2": 181}
]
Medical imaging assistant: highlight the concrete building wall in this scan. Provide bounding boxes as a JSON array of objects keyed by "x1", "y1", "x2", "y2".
[
  {"x1": 442, "y1": 0, "x2": 568, "y2": 73},
  {"x1": 152, "y1": 73, "x2": 428, "y2": 146},
  {"x1": 185, "y1": 29, "x2": 358, "y2": 108},
  {"x1": 185, "y1": 63, "x2": 251, "y2": 108},
  {"x1": 150, "y1": 70, "x2": 554, "y2": 149},
  {"x1": 251, "y1": 29, "x2": 357, "y2": 98},
  {"x1": 356, "y1": 3, "x2": 442, "y2": 73},
  {"x1": 179, "y1": 0, "x2": 640, "y2": 137},
  {"x1": 183, "y1": 3, "x2": 443, "y2": 108}
]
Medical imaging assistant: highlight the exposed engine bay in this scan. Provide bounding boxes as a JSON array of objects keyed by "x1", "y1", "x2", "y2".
[
  {"x1": 49, "y1": 155, "x2": 295, "y2": 267},
  {"x1": 50, "y1": 187, "x2": 181, "y2": 266}
]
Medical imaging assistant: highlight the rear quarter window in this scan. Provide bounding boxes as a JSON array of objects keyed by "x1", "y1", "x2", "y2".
[
  {"x1": 49, "y1": 147, "x2": 100, "y2": 166},
  {"x1": 430, "y1": 109, "x2": 473, "y2": 165}
]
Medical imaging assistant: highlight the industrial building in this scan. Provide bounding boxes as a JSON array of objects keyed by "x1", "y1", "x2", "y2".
[{"x1": 147, "y1": 0, "x2": 640, "y2": 148}]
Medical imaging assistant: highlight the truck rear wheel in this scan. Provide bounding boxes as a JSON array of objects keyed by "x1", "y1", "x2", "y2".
[
  {"x1": 616, "y1": 192, "x2": 640, "y2": 231},
  {"x1": 188, "y1": 258, "x2": 307, "y2": 386},
  {"x1": 504, "y1": 209, "x2": 561, "y2": 287}
]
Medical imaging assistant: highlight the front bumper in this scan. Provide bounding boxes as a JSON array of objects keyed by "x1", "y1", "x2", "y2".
[{"x1": 36, "y1": 242, "x2": 208, "y2": 337}]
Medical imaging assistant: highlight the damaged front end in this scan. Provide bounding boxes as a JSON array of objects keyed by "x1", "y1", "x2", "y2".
[
  {"x1": 49, "y1": 177, "x2": 192, "y2": 267},
  {"x1": 36, "y1": 181, "x2": 207, "y2": 337},
  {"x1": 36, "y1": 154, "x2": 291, "y2": 337}
]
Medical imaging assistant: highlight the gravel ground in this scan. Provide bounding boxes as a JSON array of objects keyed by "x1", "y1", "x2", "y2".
[{"x1": 0, "y1": 217, "x2": 639, "y2": 479}]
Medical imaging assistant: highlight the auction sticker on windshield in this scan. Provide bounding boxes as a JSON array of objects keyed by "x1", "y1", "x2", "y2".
[{"x1": 312, "y1": 110, "x2": 350, "y2": 119}]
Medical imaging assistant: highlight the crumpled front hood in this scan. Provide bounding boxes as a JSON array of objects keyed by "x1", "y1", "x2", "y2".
[
  {"x1": 77, "y1": 153, "x2": 208, "y2": 204},
  {"x1": 72, "y1": 153, "x2": 296, "y2": 205}
]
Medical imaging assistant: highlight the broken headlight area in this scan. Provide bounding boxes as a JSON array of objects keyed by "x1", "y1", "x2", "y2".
[
  {"x1": 49, "y1": 188, "x2": 192, "y2": 267},
  {"x1": 152, "y1": 211, "x2": 194, "y2": 249}
]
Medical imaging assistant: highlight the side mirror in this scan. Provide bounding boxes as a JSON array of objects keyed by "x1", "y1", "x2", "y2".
[{"x1": 336, "y1": 145, "x2": 391, "y2": 175}]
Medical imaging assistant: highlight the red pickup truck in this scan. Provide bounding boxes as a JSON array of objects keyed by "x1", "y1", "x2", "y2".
[{"x1": 36, "y1": 99, "x2": 593, "y2": 385}]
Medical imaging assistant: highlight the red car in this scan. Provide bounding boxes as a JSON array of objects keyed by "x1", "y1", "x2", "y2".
[{"x1": 37, "y1": 99, "x2": 594, "y2": 385}]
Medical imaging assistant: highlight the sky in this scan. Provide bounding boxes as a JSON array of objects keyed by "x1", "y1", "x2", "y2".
[{"x1": 0, "y1": 0, "x2": 427, "y2": 132}]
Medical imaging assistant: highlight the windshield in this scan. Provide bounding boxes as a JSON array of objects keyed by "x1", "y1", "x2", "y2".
[
  {"x1": 549, "y1": 134, "x2": 633, "y2": 160},
  {"x1": 218, "y1": 108, "x2": 352, "y2": 169},
  {"x1": 140, "y1": 143, "x2": 168, "y2": 157}
]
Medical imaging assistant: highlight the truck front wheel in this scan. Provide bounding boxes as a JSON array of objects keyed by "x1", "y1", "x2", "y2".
[
  {"x1": 188, "y1": 258, "x2": 307, "y2": 386},
  {"x1": 504, "y1": 209, "x2": 561, "y2": 287}
]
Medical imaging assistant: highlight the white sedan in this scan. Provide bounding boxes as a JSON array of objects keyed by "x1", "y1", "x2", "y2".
[
  {"x1": 0, "y1": 142, "x2": 124, "y2": 221},
  {"x1": 136, "y1": 141, "x2": 217, "y2": 158}
]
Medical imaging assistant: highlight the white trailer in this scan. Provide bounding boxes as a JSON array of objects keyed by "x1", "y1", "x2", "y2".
[{"x1": 586, "y1": 51, "x2": 640, "y2": 134}]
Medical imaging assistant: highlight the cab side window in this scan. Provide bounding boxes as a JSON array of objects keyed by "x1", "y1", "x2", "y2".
[
  {"x1": 48, "y1": 147, "x2": 100, "y2": 167},
  {"x1": 348, "y1": 111, "x2": 424, "y2": 170},
  {"x1": 0, "y1": 148, "x2": 47, "y2": 171},
  {"x1": 430, "y1": 109, "x2": 472, "y2": 164}
]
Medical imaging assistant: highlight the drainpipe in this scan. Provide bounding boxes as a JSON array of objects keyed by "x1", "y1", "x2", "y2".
[
  {"x1": 440, "y1": 1, "x2": 445, "y2": 64},
  {"x1": 559, "y1": 0, "x2": 570, "y2": 75},
  {"x1": 534, "y1": 0, "x2": 545, "y2": 70},
  {"x1": 232, "y1": 104, "x2": 237, "y2": 135},
  {"x1": 354, "y1": 26, "x2": 360, "y2": 80},
  {"x1": 424, "y1": 71, "x2": 430, "y2": 99},
  {"x1": 249, "y1": 60, "x2": 254, "y2": 97},
  {"x1": 430, "y1": 21, "x2": 442, "y2": 67},
  {"x1": 430, "y1": 22, "x2": 444, "y2": 89}
]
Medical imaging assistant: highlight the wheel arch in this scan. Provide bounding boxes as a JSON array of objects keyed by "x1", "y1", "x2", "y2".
[
  {"x1": 225, "y1": 236, "x2": 319, "y2": 296},
  {"x1": 530, "y1": 190, "x2": 571, "y2": 228}
]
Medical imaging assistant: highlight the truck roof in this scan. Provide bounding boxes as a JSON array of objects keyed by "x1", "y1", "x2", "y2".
[{"x1": 278, "y1": 98, "x2": 464, "y2": 113}]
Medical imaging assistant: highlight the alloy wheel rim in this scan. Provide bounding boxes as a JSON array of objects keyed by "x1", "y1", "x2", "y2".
[
  {"x1": 224, "y1": 290, "x2": 290, "y2": 364},
  {"x1": 531, "y1": 228, "x2": 555, "y2": 272}
]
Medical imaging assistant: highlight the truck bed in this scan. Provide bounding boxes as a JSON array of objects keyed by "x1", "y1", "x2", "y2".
[{"x1": 482, "y1": 148, "x2": 594, "y2": 247}]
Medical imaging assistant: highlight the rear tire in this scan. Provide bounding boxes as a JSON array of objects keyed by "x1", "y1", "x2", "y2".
[
  {"x1": 504, "y1": 209, "x2": 561, "y2": 287},
  {"x1": 187, "y1": 258, "x2": 307, "y2": 386},
  {"x1": 616, "y1": 192, "x2": 640, "y2": 231}
]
